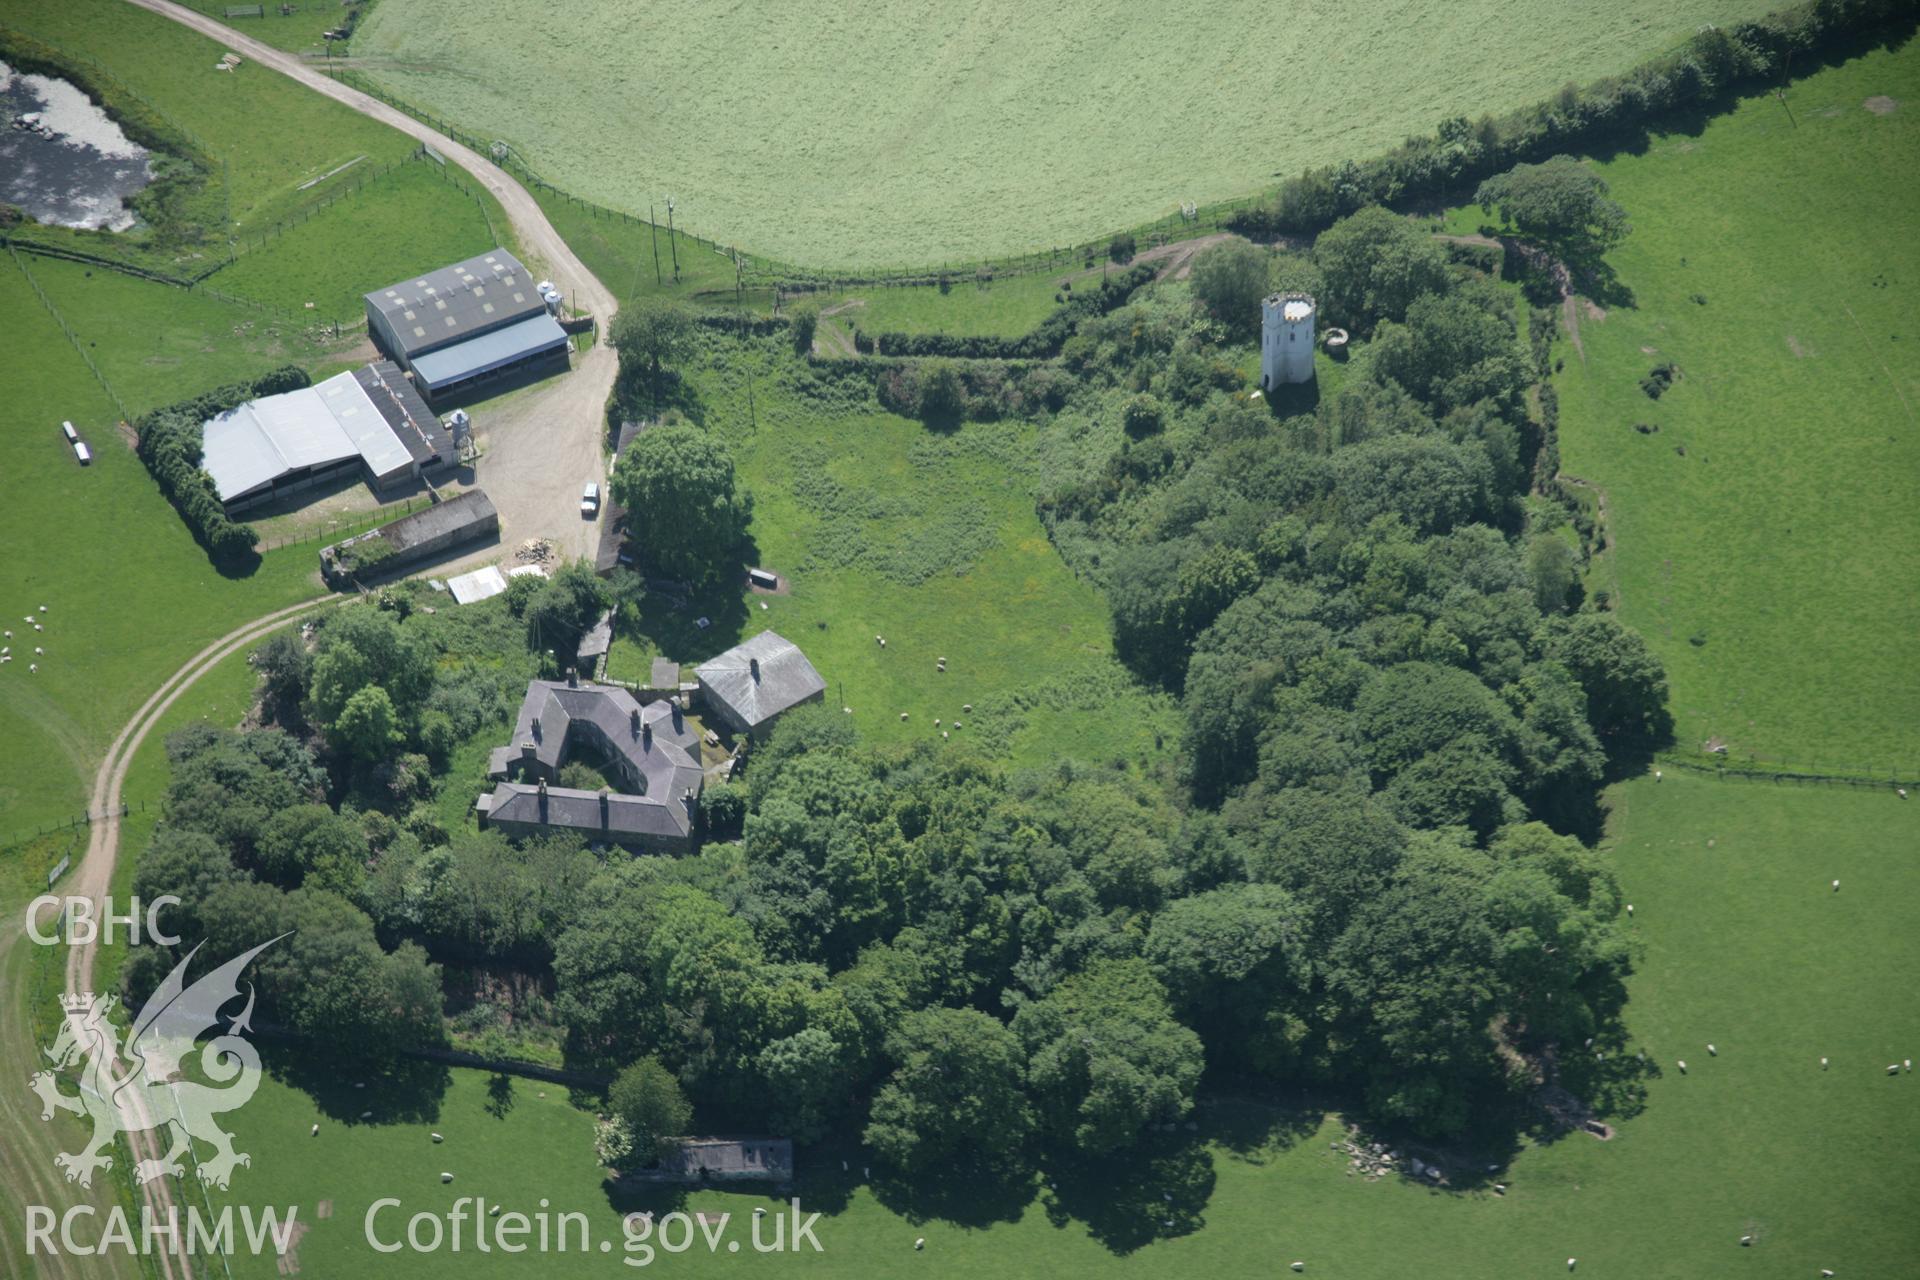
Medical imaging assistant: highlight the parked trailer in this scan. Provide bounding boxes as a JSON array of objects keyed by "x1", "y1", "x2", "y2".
[
  {"x1": 61, "y1": 421, "x2": 78, "y2": 443},
  {"x1": 74, "y1": 442, "x2": 92, "y2": 466}
]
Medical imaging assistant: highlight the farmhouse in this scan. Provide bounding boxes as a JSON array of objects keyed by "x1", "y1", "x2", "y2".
[
  {"x1": 480, "y1": 673, "x2": 702, "y2": 849},
  {"x1": 363, "y1": 249, "x2": 570, "y2": 404},
  {"x1": 199, "y1": 362, "x2": 450, "y2": 513},
  {"x1": 620, "y1": 1137, "x2": 794, "y2": 1186},
  {"x1": 695, "y1": 630, "x2": 826, "y2": 738}
]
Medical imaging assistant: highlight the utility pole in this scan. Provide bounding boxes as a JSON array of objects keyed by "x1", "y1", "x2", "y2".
[
  {"x1": 665, "y1": 196, "x2": 680, "y2": 283},
  {"x1": 649, "y1": 203, "x2": 663, "y2": 287}
]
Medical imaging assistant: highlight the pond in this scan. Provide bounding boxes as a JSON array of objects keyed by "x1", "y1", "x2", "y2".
[{"x1": 1, "y1": 60, "x2": 153, "y2": 232}]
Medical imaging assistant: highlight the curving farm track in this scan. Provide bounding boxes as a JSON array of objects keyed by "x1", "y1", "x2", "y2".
[{"x1": 3, "y1": 4, "x2": 625, "y2": 1274}]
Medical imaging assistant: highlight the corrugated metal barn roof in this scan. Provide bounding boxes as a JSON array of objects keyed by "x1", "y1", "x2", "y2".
[
  {"x1": 410, "y1": 312, "x2": 569, "y2": 393},
  {"x1": 201, "y1": 370, "x2": 412, "y2": 503},
  {"x1": 364, "y1": 250, "x2": 545, "y2": 359}
]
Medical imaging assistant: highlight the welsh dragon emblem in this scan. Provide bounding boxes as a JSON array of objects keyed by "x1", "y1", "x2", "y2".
[{"x1": 30, "y1": 936, "x2": 283, "y2": 1189}]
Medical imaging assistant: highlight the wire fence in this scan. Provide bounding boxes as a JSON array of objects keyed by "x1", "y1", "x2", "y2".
[
  {"x1": 0, "y1": 802, "x2": 143, "y2": 858},
  {"x1": 1657, "y1": 750, "x2": 1918, "y2": 790},
  {"x1": 251, "y1": 492, "x2": 428, "y2": 554},
  {"x1": 7, "y1": 244, "x2": 132, "y2": 422}
]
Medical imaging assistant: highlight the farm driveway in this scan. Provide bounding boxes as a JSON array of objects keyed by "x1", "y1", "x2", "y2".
[{"x1": 127, "y1": 0, "x2": 622, "y2": 567}]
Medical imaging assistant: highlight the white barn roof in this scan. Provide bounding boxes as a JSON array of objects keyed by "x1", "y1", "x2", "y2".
[{"x1": 200, "y1": 371, "x2": 415, "y2": 504}]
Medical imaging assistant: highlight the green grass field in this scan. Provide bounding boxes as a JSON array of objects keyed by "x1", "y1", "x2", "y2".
[
  {"x1": 7, "y1": 0, "x2": 419, "y2": 237},
  {"x1": 353, "y1": 0, "x2": 1782, "y2": 268},
  {"x1": 604, "y1": 333, "x2": 1177, "y2": 770},
  {"x1": 0, "y1": 257, "x2": 347, "y2": 845},
  {"x1": 1522, "y1": 43, "x2": 1920, "y2": 767},
  {"x1": 156, "y1": 768, "x2": 1913, "y2": 1277},
  {"x1": 199, "y1": 157, "x2": 503, "y2": 321}
]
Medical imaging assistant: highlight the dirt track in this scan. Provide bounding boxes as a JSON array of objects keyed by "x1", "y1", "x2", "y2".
[
  {"x1": 0, "y1": 6, "x2": 629, "y2": 1275},
  {"x1": 125, "y1": 0, "x2": 621, "y2": 571}
]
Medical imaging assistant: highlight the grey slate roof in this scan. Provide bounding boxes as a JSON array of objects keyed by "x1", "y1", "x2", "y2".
[
  {"x1": 364, "y1": 250, "x2": 545, "y2": 360},
  {"x1": 631, "y1": 1137, "x2": 793, "y2": 1182},
  {"x1": 696, "y1": 631, "x2": 826, "y2": 731},
  {"x1": 487, "y1": 780, "x2": 698, "y2": 841},
  {"x1": 486, "y1": 679, "x2": 702, "y2": 840},
  {"x1": 577, "y1": 610, "x2": 614, "y2": 663},
  {"x1": 382, "y1": 489, "x2": 498, "y2": 554}
]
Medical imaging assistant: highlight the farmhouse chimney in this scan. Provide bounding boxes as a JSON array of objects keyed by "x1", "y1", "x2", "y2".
[{"x1": 567, "y1": 666, "x2": 579, "y2": 688}]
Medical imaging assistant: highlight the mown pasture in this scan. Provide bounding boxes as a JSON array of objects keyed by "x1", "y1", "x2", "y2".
[
  {"x1": 1512, "y1": 41, "x2": 1920, "y2": 766},
  {"x1": 353, "y1": 0, "x2": 1783, "y2": 268}
]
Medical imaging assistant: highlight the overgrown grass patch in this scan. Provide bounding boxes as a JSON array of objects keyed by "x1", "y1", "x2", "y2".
[{"x1": 607, "y1": 332, "x2": 1177, "y2": 770}]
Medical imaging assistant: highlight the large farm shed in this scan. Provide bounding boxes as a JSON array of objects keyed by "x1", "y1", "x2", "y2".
[
  {"x1": 363, "y1": 250, "x2": 569, "y2": 403},
  {"x1": 200, "y1": 362, "x2": 451, "y2": 513}
]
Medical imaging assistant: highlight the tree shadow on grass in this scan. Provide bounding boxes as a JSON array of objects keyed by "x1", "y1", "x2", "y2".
[
  {"x1": 869, "y1": 1160, "x2": 1036, "y2": 1230},
  {"x1": 260, "y1": 1038, "x2": 450, "y2": 1126},
  {"x1": 484, "y1": 1071, "x2": 515, "y2": 1120},
  {"x1": 1041, "y1": 1136, "x2": 1215, "y2": 1254}
]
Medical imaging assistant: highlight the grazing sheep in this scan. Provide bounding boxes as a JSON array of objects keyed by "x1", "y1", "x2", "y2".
[
  {"x1": 1821, "y1": 1057, "x2": 1829, "y2": 1069},
  {"x1": 441, "y1": 1172, "x2": 454, "y2": 1184},
  {"x1": 900, "y1": 712, "x2": 909, "y2": 721},
  {"x1": 844, "y1": 706, "x2": 853, "y2": 714},
  {"x1": 310, "y1": 1124, "x2": 319, "y2": 1136},
  {"x1": 1832, "y1": 879, "x2": 1841, "y2": 892},
  {"x1": 431, "y1": 1133, "x2": 444, "y2": 1143},
  {"x1": 1906, "y1": 1060, "x2": 1912, "y2": 1072},
  {"x1": 1889, "y1": 1064, "x2": 1901, "y2": 1075},
  {"x1": 1568, "y1": 1260, "x2": 1577, "y2": 1272},
  {"x1": 1740, "y1": 1235, "x2": 1752, "y2": 1246},
  {"x1": 914, "y1": 1238, "x2": 925, "y2": 1251},
  {"x1": 962, "y1": 704, "x2": 972, "y2": 713},
  {"x1": 28, "y1": 664, "x2": 36, "y2": 673},
  {"x1": 1655, "y1": 769, "x2": 1663, "y2": 781},
  {"x1": 1900, "y1": 788, "x2": 1909, "y2": 799},
  {"x1": 1707, "y1": 1044, "x2": 1717, "y2": 1056},
  {"x1": 1677, "y1": 1060, "x2": 1688, "y2": 1073},
  {"x1": 1626, "y1": 904, "x2": 1634, "y2": 916},
  {"x1": 1292, "y1": 1264, "x2": 1306, "y2": 1273}
]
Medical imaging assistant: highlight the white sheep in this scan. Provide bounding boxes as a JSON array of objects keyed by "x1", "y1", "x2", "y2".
[
  {"x1": 1889, "y1": 1064, "x2": 1901, "y2": 1075},
  {"x1": 310, "y1": 1124, "x2": 319, "y2": 1136},
  {"x1": 1626, "y1": 904, "x2": 1634, "y2": 916},
  {"x1": 1655, "y1": 769, "x2": 1663, "y2": 781},
  {"x1": 1832, "y1": 879, "x2": 1841, "y2": 892},
  {"x1": 1821, "y1": 1057, "x2": 1829, "y2": 1069},
  {"x1": 914, "y1": 1238, "x2": 925, "y2": 1251},
  {"x1": 1677, "y1": 1060, "x2": 1687, "y2": 1073},
  {"x1": 441, "y1": 1172, "x2": 454, "y2": 1184},
  {"x1": 1292, "y1": 1265, "x2": 1306, "y2": 1273},
  {"x1": 1707, "y1": 1044, "x2": 1717, "y2": 1056},
  {"x1": 1568, "y1": 1260, "x2": 1577, "y2": 1272},
  {"x1": 1740, "y1": 1234, "x2": 1752, "y2": 1246}
]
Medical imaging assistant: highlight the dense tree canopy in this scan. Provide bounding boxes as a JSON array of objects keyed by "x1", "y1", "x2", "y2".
[
  {"x1": 1476, "y1": 155, "x2": 1630, "y2": 253},
  {"x1": 608, "y1": 424, "x2": 752, "y2": 585}
]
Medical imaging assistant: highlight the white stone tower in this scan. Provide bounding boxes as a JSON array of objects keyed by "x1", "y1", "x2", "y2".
[{"x1": 1261, "y1": 292, "x2": 1316, "y2": 388}]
